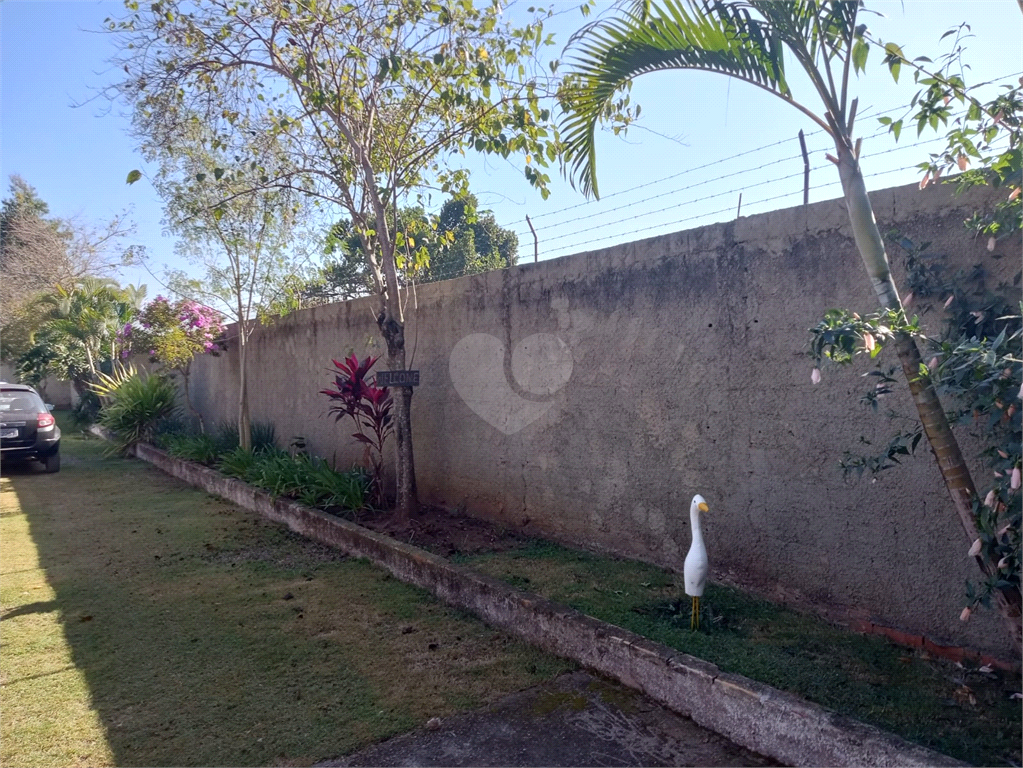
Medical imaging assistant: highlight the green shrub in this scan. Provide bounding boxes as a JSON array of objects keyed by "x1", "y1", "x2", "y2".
[
  {"x1": 217, "y1": 445, "x2": 259, "y2": 478},
  {"x1": 251, "y1": 421, "x2": 277, "y2": 452},
  {"x1": 97, "y1": 372, "x2": 180, "y2": 455},
  {"x1": 151, "y1": 415, "x2": 187, "y2": 447},
  {"x1": 212, "y1": 421, "x2": 240, "y2": 454},
  {"x1": 69, "y1": 390, "x2": 102, "y2": 429},
  {"x1": 211, "y1": 420, "x2": 277, "y2": 455},
  {"x1": 306, "y1": 461, "x2": 368, "y2": 511},
  {"x1": 215, "y1": 446, "x2": 367, "y2": 513},
  {"x1": 164, "y1": 433, "x2": 220, "y2": 464}
]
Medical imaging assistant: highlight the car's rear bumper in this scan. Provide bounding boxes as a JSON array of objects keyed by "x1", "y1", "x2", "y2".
[{"x1": 0, "y1": 431, "x2": 61, "y2": 461}]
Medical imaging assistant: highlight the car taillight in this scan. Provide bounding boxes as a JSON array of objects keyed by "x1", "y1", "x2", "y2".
[{"x1": 37, "y1": 412, "x2": 55, "y2": 429}]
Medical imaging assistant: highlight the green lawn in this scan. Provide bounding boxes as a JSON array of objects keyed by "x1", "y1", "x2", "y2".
[
  {"x1": 0, "y1": 423, "x2": 572, "y2": 767},
  {"x1": 458, "y1": 541, "x2": 1022, "y2": 767}
]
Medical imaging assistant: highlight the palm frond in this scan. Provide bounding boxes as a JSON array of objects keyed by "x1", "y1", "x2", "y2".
[
  {"x1": 560, "y1": 0, "x2": 791, "y2": 197},
  {"x1": 559, "y1": 0, "x2": 858, "y2": 197}
]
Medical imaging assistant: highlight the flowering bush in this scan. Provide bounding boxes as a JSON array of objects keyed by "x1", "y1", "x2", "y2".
[
  {"x1": 119, "y1": 296, "x2": 226, "y2": 430},
  {"x1": 320, "y1": 354, "x2": 393, "y2": 506},
  {"x1": 119, "y1": 296, "x2": 226, "y2": 367}
]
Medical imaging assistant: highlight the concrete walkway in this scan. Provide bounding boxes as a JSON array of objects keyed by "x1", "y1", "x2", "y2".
[{"x1": 323, "y1": 670, "x2": 777, "y2": 767}]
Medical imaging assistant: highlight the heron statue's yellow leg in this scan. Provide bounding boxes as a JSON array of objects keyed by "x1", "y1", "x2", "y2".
[{"x1": 691, "y1": 596, "x2": 700, "y2": 630}]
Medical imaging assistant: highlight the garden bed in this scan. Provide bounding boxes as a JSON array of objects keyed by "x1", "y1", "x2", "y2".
[
  {"x1": 308, "y1": 504, "x2": 1021, "y2": 766},
  {"x1": 455, "y1": 541, "x2": 1021, "y2": 767},
  {"x1": 122, "y1": 420, "x2": 1017, "y2": 766}
]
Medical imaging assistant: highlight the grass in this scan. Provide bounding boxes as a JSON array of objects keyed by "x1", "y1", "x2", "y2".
[
  {"x1": 0, "y1": 419, "x2": 573, "y2": 767},
  {"x1": 457, "y1": 540, "x2": 1022, "y2": 767}
]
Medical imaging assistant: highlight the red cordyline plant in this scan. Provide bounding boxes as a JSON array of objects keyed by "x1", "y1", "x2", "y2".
[{"x1": 320, "y1": 354, "x2": 393, "y2": 506}]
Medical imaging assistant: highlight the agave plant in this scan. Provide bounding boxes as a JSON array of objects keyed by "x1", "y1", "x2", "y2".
[
  {"x1": 558, "y1": 0, "x2": 1021, "y2": 650},
  {"x1": 95, "y1": 369, "x2": 180, "y2": 455}
]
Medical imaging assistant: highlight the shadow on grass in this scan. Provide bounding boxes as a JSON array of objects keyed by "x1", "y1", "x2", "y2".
[{"x1": 6, "y1": 428, "x2": 570, "y2": 767}]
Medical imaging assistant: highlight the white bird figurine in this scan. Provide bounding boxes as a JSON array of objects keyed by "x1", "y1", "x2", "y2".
[{"x1": 684, "y1": 494, "x2": 710, "y2": 630}]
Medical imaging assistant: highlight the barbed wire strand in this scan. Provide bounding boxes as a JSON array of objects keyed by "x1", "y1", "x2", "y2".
[
  {"x1": 506, "y1": 69, "x2": 1022, "y2": 227},
  {"x1": 517, "y1": 132, "x2": 959, "y2": 251}
]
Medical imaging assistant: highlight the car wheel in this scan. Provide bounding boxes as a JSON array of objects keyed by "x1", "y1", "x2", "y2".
[{"x1": 44, "y1": 451, "x2": 60, "y2": 474}]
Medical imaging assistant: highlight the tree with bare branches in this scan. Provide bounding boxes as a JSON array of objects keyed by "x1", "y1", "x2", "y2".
[{"x1": 1, "y1": 175, "x2": 135, "y2": 359}]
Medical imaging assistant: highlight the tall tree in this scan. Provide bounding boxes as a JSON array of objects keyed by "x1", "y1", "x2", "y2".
[
  {"x1": 24, "y1": 277, "x2": 145, "y2": 392},
  {"x1": 427, "y1": 194, "x2": 519, "y2": 282},
  {"x1": 149, "y1": 138, "x2": 308, "y2": 451},
  {"x1": 304, "y1": 194, "x2": 519, "y2": 302},
  {"x1": 0, "y1": 176, "x2": 133, "y2": 355},
  {"x1": 558, "y1": 0, "x2": 1021, "y2": 651},
  {"x1": 109, "y1": 0, "x2": 559, "y2": 517}
]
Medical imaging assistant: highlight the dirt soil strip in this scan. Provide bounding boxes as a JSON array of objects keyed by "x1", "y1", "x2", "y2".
[
  {"x1": 322, "y1": 669, "x2": 778, "y2": 768},
  {"x1": 131, "y1": 441, "x2": 965, "y2": 768}
]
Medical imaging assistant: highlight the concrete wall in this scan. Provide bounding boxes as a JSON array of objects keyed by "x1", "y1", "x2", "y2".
[
  {"x1": 187, "y1": 181, "x2": 1019, "y2": 659},
  {"x1": 0, "y1": 362, "x2": 77, "y2": 408}
]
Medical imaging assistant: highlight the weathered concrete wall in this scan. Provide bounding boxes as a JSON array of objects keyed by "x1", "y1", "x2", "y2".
[
  {"x1": 0, "y1": 362, "x2": 77, "y2": 408},
  {"x1": 188, "y1": 181, "x2": 1019, "y2": 659}
]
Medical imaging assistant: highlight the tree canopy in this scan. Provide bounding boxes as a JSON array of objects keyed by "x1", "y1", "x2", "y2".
[
  {"x1": 1, "y1": 176, "x2": 134, "y2": 356},
  {"x1": 303, "y1": 193, "x2": 518, "y2": 304}
]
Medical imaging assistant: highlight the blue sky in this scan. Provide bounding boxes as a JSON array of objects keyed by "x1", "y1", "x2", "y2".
[{"x1": 1, "y1": 1, "x2": 1020, "y2": 294}]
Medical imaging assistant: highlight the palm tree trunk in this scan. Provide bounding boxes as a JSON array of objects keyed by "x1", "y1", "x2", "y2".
[{"x1": 836, "y1": 145, "x2": 1023, "y2": 650}]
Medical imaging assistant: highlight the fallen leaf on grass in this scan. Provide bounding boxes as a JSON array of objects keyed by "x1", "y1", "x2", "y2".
[{"x1": 953, "y1": 685, "x2": 977, "y2": 706}]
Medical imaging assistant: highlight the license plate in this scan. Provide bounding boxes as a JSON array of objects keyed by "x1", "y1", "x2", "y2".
[{"x1": 0, "y1": 428, "x2": 18, "y2": 439}]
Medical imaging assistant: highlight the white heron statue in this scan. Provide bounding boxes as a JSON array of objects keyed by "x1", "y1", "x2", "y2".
[{"x1": 684, "y1": 494, "x2": 710, "y2": 630}]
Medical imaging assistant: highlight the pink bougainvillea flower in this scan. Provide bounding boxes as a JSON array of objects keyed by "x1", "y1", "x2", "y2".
[
  {"x1": 1012, "y1": 467, "x2": 1021, "y2": 490},
  {"x1": 811, "y1": 368, "x2": 821, "y2": 385},
  {"x1": 968, "y1": 538, "x2": 983, "y2": 558},
  {"x1": 984, "y1": 489, "x2": 997, "y2": 508},
  {"x1": 863, "y1": 333, "x2": 875, "y2": 352},
  {"x1": 960, "y1": 607, "x2": 972, "y2": 622}
]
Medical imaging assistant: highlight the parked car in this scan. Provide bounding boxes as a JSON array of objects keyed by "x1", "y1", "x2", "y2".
[{"x1": 0, "y1": 383, "x2": 61, "y2": 473}]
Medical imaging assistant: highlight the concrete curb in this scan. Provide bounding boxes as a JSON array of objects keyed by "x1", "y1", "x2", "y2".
[{"x1": 131, "y1": 441, "x2": 964, "y2": 768}]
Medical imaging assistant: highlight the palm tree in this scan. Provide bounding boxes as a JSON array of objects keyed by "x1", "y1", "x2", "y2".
[
  {"x1": 558, "y1": 0, "x2": 1021, "y2": 651},
  {"x1": 37, "y1": 277, "x2": 143, "y2": 384}
]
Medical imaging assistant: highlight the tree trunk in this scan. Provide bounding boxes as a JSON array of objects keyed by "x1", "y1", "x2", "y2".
[
  {"x1": 378, "y1": 309, "x2": 418, "y2": 518},
  {"x1": 366, "y1": 177, "x2": 419, "y2": 519},
  {"x1": 836, "y1": 144, "x2": 1023, "y2": 652}
]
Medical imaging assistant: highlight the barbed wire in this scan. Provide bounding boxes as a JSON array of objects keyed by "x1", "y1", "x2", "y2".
[
  {"x1": 505, "y1": 69, "x2": 1022, "y2": 228},
  {"x1": 512, "y1": 122, "x2": 889, "y2": 242},
  {"x1": 535, "y1": 161, "x2": 926, "y2": 258},
  {"x1": 323, "y1": 70, "x2": 1023, "y2": 292},
  {"x1": 520, "y1": 132, "x2": 961, "y2": 253}
]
